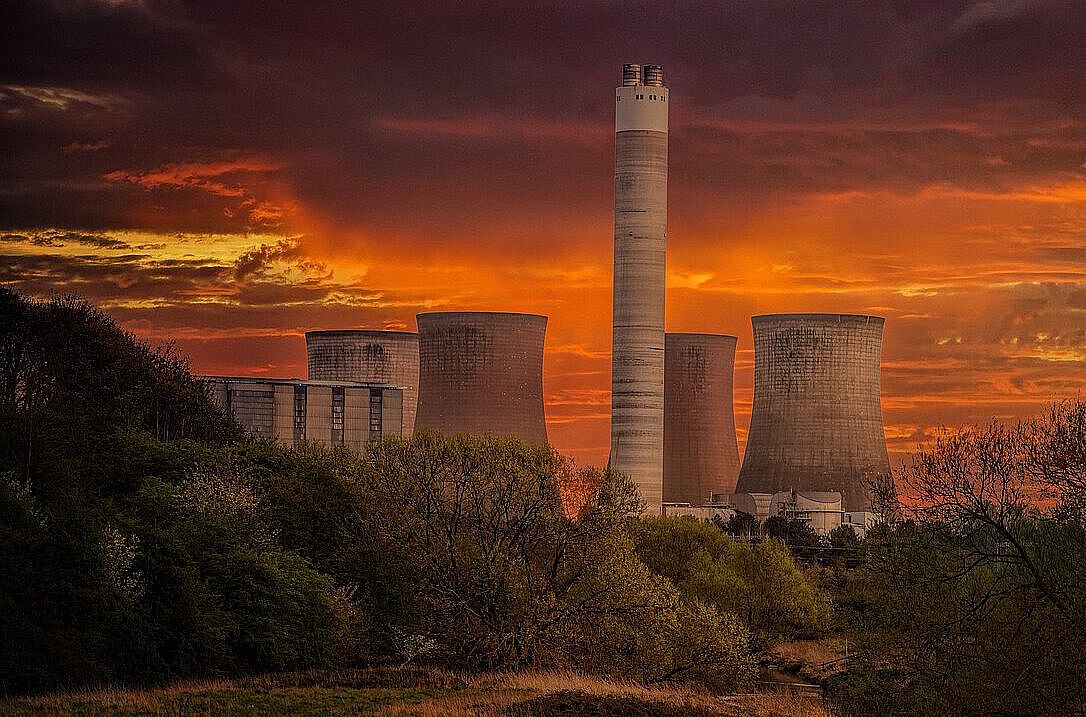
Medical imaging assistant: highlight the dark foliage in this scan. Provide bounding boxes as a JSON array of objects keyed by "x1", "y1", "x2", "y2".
[
  {"x1": 833, "y1": 404, "x2": 1086, "y2": 716},
  {"x1": 0, "y1": 290, "x2": 338, "y2": 693},
  {"x1": 0, "y1": 288, "x2": 757, "y2": 696},
  {"x1": 762, "y1": 516, "x2": 823, "y2": 548}
]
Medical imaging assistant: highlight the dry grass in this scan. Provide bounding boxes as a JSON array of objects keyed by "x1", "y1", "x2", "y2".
[
  {"x1": 769, "y1": 640, "x2": 841, "y2": 667},
  {"x1": 767, "y1": 639, "x2": 847, "y2": 683},
  {"x1": 384, "y1": 669, "x2": 834, "y2": 717},
  {"x1": 1, "y1": 668, "x2": 835, "y2": 717},
  {"x1": 5, "y1": 679, "x2": 231, "y2": 713},
  {"x1": 725, "y1": 691, "x2": 835, "y2": 717}
]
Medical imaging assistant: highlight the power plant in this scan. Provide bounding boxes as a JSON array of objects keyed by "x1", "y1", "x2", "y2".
[
  {"x1": 663, "y1": 333, "x2": 741, "y2": 505},
  {"x1": 305, "y1": 329, "x2": 420, "y2": 436},
  {"x1": 735, "y1": 314, "x2": 891, "y2": 511},
  {"x1": 611, "y1": 62, "x2": 669, "y2": 512},
  {"x1": 415, "y1": 311, "x2": 548, "y2": 444},
  {"x1": 210, "y1": 65, "x2": 895, "y2": 529}
]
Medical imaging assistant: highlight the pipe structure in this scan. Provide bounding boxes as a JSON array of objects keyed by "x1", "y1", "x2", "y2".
[
  {"x1": 305, "y1": 330, "x2": 420, "y2": 436},
  {"x1": 663, "y1": 333, "x2": 741, "y2": 504},
  {"x1": 415, "y1": 311, "x2": 548, "y2": 445},
  {"x1": 736, "y1": 314, "x2": 891, "y2": 511},
  {"x1": 611, "y1": 63, "x2": 668, "y2": 513}
]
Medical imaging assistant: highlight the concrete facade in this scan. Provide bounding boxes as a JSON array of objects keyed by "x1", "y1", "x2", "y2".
[
  {"x1": 305, "y1": 330, "x2": 420, "y2": 436},
  {"x1": 611, "y1": 63, "x2": 669, "y2": 513},
  {"x1": 415, "y1": 311, "x2": 548, "y2": 444},
  {"x1": 735, "y1": 314, "x2": 891, "y2": 511},
  {"x1": 204, "y1": 376, "x2": 402, "y2": 450},
  {"x1": 772, "y1": 490, "x2": 845, "y2": 534},
  {"x1": 663, "y1": 333, "x2": 741, "y2": 504}
]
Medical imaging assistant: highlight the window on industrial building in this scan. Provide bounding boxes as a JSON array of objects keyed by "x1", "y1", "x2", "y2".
[
  {"x1": 369, "y1": 388, "x2": 383, "y2": 440},
  {"x1": 293, "y1": 385, "x2": 307, "y2": 442},
  {"x1": 331, "y1": 386, "x2": 345, "y2": 444}
]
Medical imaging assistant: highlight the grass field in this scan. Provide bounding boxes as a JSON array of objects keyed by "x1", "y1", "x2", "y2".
[{"x1": 0, "y1": 668, "x2": 832, "y2": 716}]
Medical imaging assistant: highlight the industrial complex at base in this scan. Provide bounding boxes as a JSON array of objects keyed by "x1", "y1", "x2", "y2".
[
  {"x1": 663, "y1": 489, "x2": 877, "y2": 538},
  {"x1": 206, "y1": 64, "x2": 893, "y2": 527},
  {"x1": 204, "y1": 376, "x2": 403, "y2": 448}
]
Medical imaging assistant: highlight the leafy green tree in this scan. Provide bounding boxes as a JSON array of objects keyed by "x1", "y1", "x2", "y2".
[
  {"x1": 631, "y1": 517, "x2": 829, "y2": 644},
  {"x1": 0, "y1": 289, "x2": 340, "y2": 692}
]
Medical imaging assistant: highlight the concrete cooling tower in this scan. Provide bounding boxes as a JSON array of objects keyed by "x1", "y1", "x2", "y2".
[
  {"x1": 305, "y1": 330, "x2": 420, "y2": 436},
  {"x1": 663, "y1": 334, "x2": 741, "y2": 505},
  {"x1": 735, "y1": 314, "x2": 891, "y2": 511},
  {"x1": 415, "y1": 312, "x2": 548, "y2": 445},
  {"x1": 611, "y1": 62, "x2": 669, "y2": 512}
]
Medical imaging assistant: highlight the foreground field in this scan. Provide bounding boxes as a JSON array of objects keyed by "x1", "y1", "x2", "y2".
[{"x1": 1, "y1": 668, "x2": 831, "y2": 717}]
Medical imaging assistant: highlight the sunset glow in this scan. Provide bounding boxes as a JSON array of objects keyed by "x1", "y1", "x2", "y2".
[{"x1": 4, "y1": 1, "x2": 1086, "y2": 468}]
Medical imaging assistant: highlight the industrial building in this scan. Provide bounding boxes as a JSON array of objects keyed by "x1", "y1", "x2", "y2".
[
  {"x1": 414, "y1": 311, "x2": 548, "y2": 444},
  {"x1": 663, "y1": 333, "x2": 741, "y2": 504},
  {"x1": 305, "y1": 329, "x2": 420, "y2": 436},
  {"x1": 204, "y1": 376, "x2": 403, "y2": 449},
  {"x1": 662, "y1": 490, "x2": 876, "y2": 537},
  {"x1": 611, "y1": 62, "x2": 669, "y2": 512},
  {"x1": 735, "y1": 314, "x2": 891, "y2": 511}
]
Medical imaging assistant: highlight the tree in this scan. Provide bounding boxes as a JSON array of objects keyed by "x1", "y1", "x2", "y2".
[
  {"x1": 836, "y1": 402, "x2": 1086, "y2": 716},
  {"x1": 720, "y1": 510, "x2": 758, "y2": 539},
  {"x1": 631, "y1": 517, "x2": 830, "y2": 645},
  {"x1": 827, "y1": 523, "x2": 861, "y2": 551},
  {"x1": 762, "y1": 515, "x2": 823, "y2": 549},
  {"x1": 349, "y1": 433, "x2": 756, "y2": 691},
  {"x1": 0, "y1": 289, "x2": 338, "y2": 692}
]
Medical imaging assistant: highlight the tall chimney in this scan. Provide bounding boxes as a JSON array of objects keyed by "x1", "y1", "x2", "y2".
[{"x1": 610, "y1": 63, "x2": 668, "y2": 513}]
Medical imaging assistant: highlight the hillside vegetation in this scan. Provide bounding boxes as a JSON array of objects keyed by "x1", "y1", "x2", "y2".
[
  {"x1": 6, "y1": 287, "x2": 1086, "y2": 716},
  {"x1": 0, "y1": 288, "x2": 773, "y2": 696}
]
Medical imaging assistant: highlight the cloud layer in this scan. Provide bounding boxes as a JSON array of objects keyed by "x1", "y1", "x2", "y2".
[{"x1": 3, "y1": 1, "x2": 1086, "y2": 465}]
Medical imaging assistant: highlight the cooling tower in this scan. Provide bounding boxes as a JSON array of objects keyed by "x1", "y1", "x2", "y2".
[
  {"x1": 736, "y1": 314, "x2": 891, "y2": 511},
  {"x1": 663, "y1": 333, "x2": 741, "y2": 505},
  {"x1": 415, "y1": 311, "x2": 548, "y2": 444},
  {"x1": 611, "y1": 63, "x2": 668, "y2": 512},
  {"x1": 305, "y1": 330, "x2": 420, "y2": 436}
]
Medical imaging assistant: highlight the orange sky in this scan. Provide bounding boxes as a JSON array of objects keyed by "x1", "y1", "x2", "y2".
[{"x1": 3, "y1": 1, "x2": 1086, "y2": 468}]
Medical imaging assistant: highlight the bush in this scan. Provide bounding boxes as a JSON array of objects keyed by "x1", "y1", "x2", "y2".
[{"x1": 631, "y1": 518, "x2": 830, "y2": 644}]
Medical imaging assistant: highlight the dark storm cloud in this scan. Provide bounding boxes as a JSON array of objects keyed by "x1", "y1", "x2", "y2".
[
  {"x1": 2, "y1": 0, "x2": 1085, "y2": 237},
  {"x1": 1, "y1": 229, "x2": 130, "y2": 248}
]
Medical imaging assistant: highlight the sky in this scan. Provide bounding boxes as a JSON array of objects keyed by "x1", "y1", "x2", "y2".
[{"x1": 3, "y1": 0, "x2": 1086, "y2": 468}]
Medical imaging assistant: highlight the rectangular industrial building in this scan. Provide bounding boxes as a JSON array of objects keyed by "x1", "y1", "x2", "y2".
[{"x1": 203, "y1": 376, "x2": 403, "y2": 449}]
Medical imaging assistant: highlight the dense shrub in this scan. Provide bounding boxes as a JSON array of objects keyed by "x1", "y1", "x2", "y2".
[
  {"x1": 631, "y1": 517, "x2": 830, "y2": 644},
  {"x1": 0, "y1": 290, "x2": 341, "y2": 691}
]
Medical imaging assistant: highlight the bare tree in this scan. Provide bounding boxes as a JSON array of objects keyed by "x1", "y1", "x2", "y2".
[{"x1": 845, "y1": 402, "x2": 1086, "y2": 716}]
